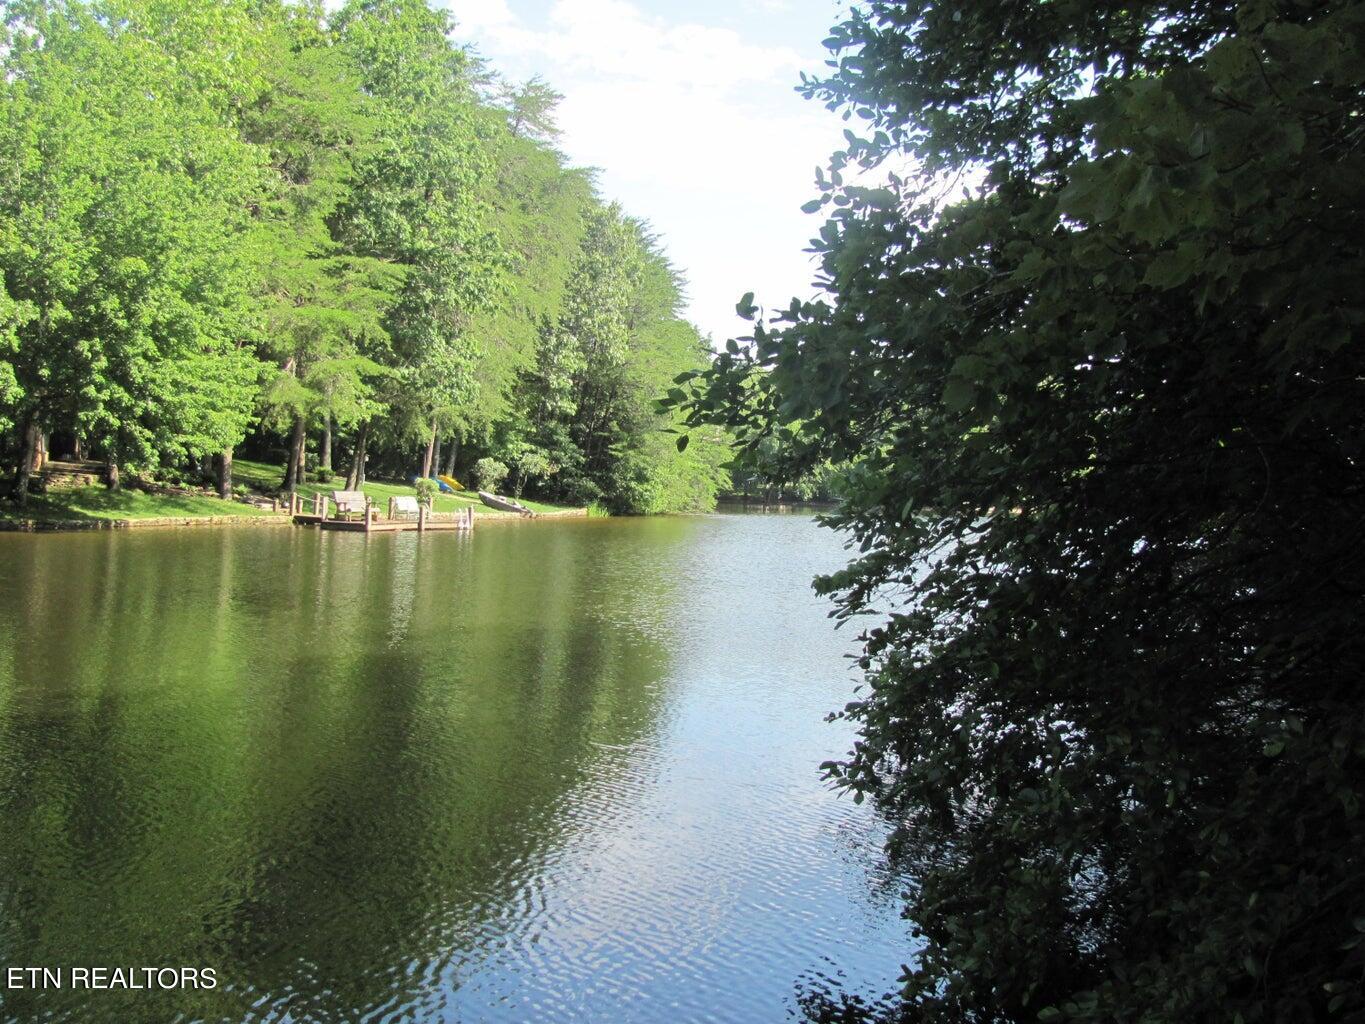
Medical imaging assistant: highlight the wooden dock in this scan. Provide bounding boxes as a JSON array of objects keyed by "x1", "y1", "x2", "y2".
[
  {"x1": 294, "y1": 514, "x2": 473, "y2": 533},
  {"x1": 286, "y1": 493, "x2": 475, "y2": 533}
]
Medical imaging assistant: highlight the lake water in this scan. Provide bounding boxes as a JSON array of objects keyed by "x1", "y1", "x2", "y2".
[{"x1": 0, "y1": 515, "x2": 908, "y2": 1022}]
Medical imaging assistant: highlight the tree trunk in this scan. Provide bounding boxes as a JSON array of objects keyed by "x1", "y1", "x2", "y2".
[
  {"x1": 282, "y1": 416, "x2": 305, "y2": 492},
  {"x1": 443, "y1": 434, "x2": 459, "y2": 477},
  {"x1": 432, "y1": 437, "x2": 442, "y2": 479},
  {"x1": 74, "y1": 435, "x2": 85, "y2": 461},
  {"x1": 421, "y1": 419, "x2": 437, "y2": 479},
  {"x1": 107, "y1": 461, "x2": 120, "y2": 491},
  {"x1": 346, "y1": 422, "x2": 368, "y2": 490},
  {"x1": 34, "y1": 430, "x2": 47, "y2": 473},
  {"x1": 293, "y1": 424, "x2": 307, "y2": 489},
  {"x1": 12, "y1": 419, "x2": 37, "y2": 507},
  {"x1": 320, "y1": 413, "x2": 332, "y2": 474},
  {"x1": 216, "y1": 449, "x2": 233, "y2": 499}
]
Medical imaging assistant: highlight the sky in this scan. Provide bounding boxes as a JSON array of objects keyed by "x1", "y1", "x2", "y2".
[{"x1": 443, "y1": 0, "x2": 851, "y2": 345}]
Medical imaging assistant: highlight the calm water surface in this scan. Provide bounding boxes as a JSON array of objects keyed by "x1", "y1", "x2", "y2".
[{"x1": 0, "y1": 515, "x2": 907, "y2": 1022}]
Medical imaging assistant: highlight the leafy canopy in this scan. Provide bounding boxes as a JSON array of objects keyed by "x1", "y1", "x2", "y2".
[{"x1": 674, "y1": 1, "x2": 1365, "y2": 1020}]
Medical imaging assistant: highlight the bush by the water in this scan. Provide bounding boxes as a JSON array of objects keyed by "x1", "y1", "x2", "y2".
[{"x1": 472, "y1": 458, "x2": 508, "y2": 494}]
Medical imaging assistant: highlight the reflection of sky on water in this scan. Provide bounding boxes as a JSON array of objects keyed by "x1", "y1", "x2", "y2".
[
  {"x1": 438, "y1": 515, "x2": 910, "y2": 1022},
  {"x1": 0, "y1": 516, "x2": 911, "y2": 1023}
]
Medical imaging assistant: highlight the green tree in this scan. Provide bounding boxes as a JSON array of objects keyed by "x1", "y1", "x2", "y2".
[
  {"x1": 241, "y1": 4, "x2": 399, "y2": 494},
  {"x1": 498, "y1": 202, "x2": 732, "y2": 513},
  {"x1": 676, "y1": 1, "x2": 1365, "y2": 1020},
  {"x1": 0, "y1": 287, "x2": 33, "y2": 440},
  {"x1": 501, "y1": 314, "x2": 584, "y2": 497},
  {"x1": 0, "y1": 0, "x2": 722, "y2": 517},
  {"x1": 471, "y1": 455, "x2": 507, "y2": 493},
  {"x1": 497, "y1": 74, "x2": 565, "y2": 143},
  {"x1": 0, "y1": 0, "x2": 269, "y2": 501},
  {"x1": 332, "y1": 0, "x2": 504, "y2": 483},
  {"x1": 457, "y1": 80, "x2": 593, "y2": 460},
  {"x1": 563, "y1": 204, "x2": 644, "y2": 494}
]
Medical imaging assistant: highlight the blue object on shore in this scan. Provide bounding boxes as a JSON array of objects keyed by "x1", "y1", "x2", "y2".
[{"x1": 410, "y1": 474, "x2": 455, "y2": 493}]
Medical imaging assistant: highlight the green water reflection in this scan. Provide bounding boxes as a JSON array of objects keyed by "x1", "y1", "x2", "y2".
[{"x1": 0, "y1": 517, "x2": 904, "y2": 1023}]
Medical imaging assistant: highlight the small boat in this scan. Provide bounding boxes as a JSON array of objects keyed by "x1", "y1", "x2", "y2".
[{"x1": 478, "y1": 490, "x2": 534, "y2": 516}]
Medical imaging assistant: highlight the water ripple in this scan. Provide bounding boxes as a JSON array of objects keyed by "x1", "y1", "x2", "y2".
[{"x1": 0, "y1": 516, "x2": 910, "y2": 1023}]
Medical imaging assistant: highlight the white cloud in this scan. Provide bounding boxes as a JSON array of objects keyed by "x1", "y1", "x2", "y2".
[
  {"x1": 457, "y1": 0, "x2": 803, "y2": 86},
  {"x1": 448, "y1": 0, "x2": 842, "y2": 344},
  {"x1": 451, "y1": 0, "x2": 515, "y2": 28}
]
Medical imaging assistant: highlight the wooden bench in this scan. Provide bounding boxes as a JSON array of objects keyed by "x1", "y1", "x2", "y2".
[
  {"x1": 331, "y1": 490, "x2": 370, "y2": 521},
  {"x1": 390, "y1": 495, "x2": 421, "y2": 520}
]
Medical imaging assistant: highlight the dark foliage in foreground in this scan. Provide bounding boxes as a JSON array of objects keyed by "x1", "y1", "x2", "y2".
[{"x1": 674, "y1": 1, "x2": 1365, "y2": 1019}]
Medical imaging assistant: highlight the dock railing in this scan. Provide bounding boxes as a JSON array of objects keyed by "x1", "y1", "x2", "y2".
[{"x1": 288, "y1": 490, "x2": 473, "y2": 532}]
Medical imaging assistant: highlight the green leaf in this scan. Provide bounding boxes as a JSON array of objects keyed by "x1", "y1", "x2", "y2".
[
  {"x1": 1143, "y1": 249, "x2": 1195, "y2": 289},
  {"x1": 943, "y1": 377, "x2": 975, "y2": 412}
]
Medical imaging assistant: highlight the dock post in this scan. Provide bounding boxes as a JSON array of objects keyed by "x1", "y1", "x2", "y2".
[
  {"x1": 272, "y1": 497, "x2": 280, "y2": 513},
  {"x1": 418, "y1": 503, "x2": 428, "y2": 532},
  {"x1": 364, "y1": 501, "x2": 373, "y2": 534}
]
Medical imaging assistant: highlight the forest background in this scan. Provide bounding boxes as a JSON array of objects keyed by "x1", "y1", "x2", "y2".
[{"x1": 0, "y1": 0, "x2": 735, "y2": 514}]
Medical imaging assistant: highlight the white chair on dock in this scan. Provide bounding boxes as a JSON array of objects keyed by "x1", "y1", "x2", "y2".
[
  {"x1": 331, "y1": 490, "x2": 370, "y2": 522},
  {"x1": 390, "y1": 495, "x2": 421, "y2": 521}
]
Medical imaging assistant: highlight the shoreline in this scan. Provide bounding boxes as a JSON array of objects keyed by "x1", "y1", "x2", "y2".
[
  {"x1": 0, "y1": 513, "x2": 293, "y2": 533},
  {"x1": 0, "y1": 506, "x2": 591, "y2": 534}
]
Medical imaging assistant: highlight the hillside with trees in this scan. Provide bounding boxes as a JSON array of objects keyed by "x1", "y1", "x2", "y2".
[{"x1": 0, "y1": 0, "x2": 728, "y2": 514}]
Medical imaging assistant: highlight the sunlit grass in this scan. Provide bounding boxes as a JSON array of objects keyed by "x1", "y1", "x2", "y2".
[
  {"x1": 0, "y1": 460, "x2": 579, "y2": 524},
  {"x1": 0, "y1": 486, "x2": 277, "y2": 522},
  {"x1": 231, "y1": 460, "x2": 574, "y2": 516}
]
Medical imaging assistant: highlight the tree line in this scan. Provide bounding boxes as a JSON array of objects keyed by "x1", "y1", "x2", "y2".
[
  {"x1": 672, "y1": 0, "x2": 1365, "y2": 1019},
  {"x1": 0, "y1": 0, "x2": 729, "y2": 513}
]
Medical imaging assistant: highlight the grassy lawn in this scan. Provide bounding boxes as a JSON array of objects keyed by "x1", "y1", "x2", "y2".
[
  {"x1": 0, "y1": 460, "x2": 580, "y2": 525},
  {"x1": 0, "y1": 486, "x2": 277, "y2": 523},
  {"x1": 231, "y1": 459, "x2": 574, "y2": 516}
]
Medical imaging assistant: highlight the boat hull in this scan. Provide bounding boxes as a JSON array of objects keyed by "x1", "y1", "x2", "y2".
[{"x1": 478, "y1": 491, "x2": 533, "y2": 516}]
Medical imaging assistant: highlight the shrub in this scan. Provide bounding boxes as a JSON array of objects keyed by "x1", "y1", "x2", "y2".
[
  {"x1": 413, "y1": 478, "x2": 437, "y2": 506},
  {"x1": 472, "y1": 457, "x2": 508, "y2": 493}
]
